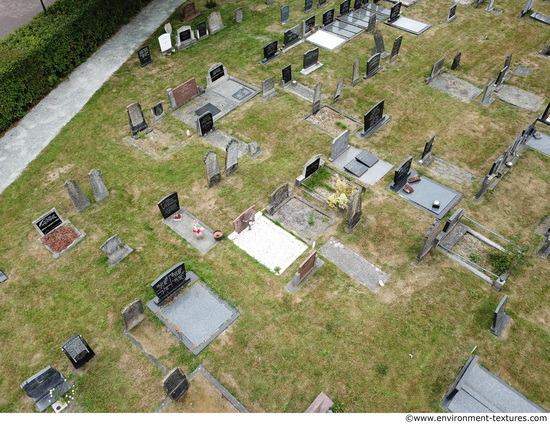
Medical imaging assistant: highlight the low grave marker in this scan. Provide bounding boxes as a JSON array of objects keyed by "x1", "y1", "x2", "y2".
[
  {"x1": 330, "y1": 130, "x2": 350, "y2": 161},
  {"x1": 520, "y1": 0, "x2": 534, "y2": 18},
  {"x1": 151, "y1": 101, "x2": 166, "y2": 122},
  {"x1": 266, "y1": 183, "x2": 290, "y2": 215},
  {"x1": 425, "y1": 57, "x2": 445, "y2": 84},
  {"x1": 322, "y1": 9, "x2": 335, "y2": 27},
  {"x1": 301, "y1": 47, "x2": 323, "y2": 75},
  {"x1": 163, "y1": 368, "x2": 189, "y2": 401},
  {"x1": 234, "y1": 7, "x2": 243, "y2": 23},
  {"x1": 151, "y1": 262, "x2": 194, "y2": 306},
  {"x1": 62, "y1": 334, "x2": 95, "y2": 369},
  {"x1": 494, "y1": 66, "x2": 508, "y2": 92},
  {"x1": 157, "y1": 192, "x2": 180, "y2": 219},
  {"x1": 366, "y1": 13, "x2": 376, "y2": 33},
  {"x1": 260, "y1": 41, "x2": 280, "y2": 65},
  {"x1": 318, "y1": 0, "x2": 327, "y2": 7},
  {"x1": 206, "y1": 63, "x2": 229, "y2": 89},
  {"x1": 225, "y1": 139, "x2": 239, "y2": 176},
  {"x1": 262, "y1": 76, "x2": 278, "y2": 100},
  {"x1": 540, "y1": 40, "x2": 550, "y2": 57},
  {"x1": 100, "y1": 234, "x2": 133, "y2": 267},
  {"x1": 480, "y1": 79, "x2": 497, "y2": 107},
  {"x1": 285, "y1": 250, "x2": 324, "y2": 292},
  {"x1": 158, "y1": 33, "x2": 173, "y2": 55},
  {"x1": 197, "y1": 111, "x2": 215, "y2": 136},
  {"x1": 387, "y1": 2, "x2": 402, "y2": 24},
  {"x1": 121, "y1": 298, "x2": 146, "y2": 331},
  {"x1": 305, "y1": 0, "x2": 314, "y2": 12},
  {"x1": 490, "y1": 295, "x2": 510, "y2": 336},
  {"x1": 390, "y1": 156, "x2": 413, "y2": 190},
  {"x1": 137, "y1": 45, "x2": 153, "y2": 67},
  {"x1": 204, "y1": 150, "x2": 222, "y2": 187}
]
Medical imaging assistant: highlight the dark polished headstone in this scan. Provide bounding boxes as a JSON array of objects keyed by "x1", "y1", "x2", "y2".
[
  {"x1": 197, "y1": 111, "x2": 215, "y2": 136},
  {"x1": 447, "y1": 4, "x2": 457, "y2": 22},
  {"x1": 419, "y1": 135, "x2": 435, "y2": 165},
  {"x1": 282, "y1": 64, "x2": 293, "y2": 85},
  {"x1": 20, "y1": 366, "x2": 70, "y2": 412},
  {"x1": 354, "y1": 0, "x2": 363, "y2": 10},
  {"x1": 305, "y1": 0, "x2": 314, "y2": 12},
  {"x1": 359, "y1": 99, "x2": 389, "y2": 138},
  {"x1": 323, "y1": 8, "x2": 335, "y2": 26},
  {"x1": 62, "y1": 334, "x2": 95, "y2": 369},
  {"x1": 137, "y1": 46, "x2": 153, "y2": 67},
  {"x1": 390, "y1": 156, "x2": 413, "y2": 190},
  {"x1": 451, "y1": 52, "x2": 461, "y2": 70},
  {"x1": 303, "y1": 15, "x2": 316, "y2": 37},
  {"x1": 151, "y1": 262, "x2": 191, "y2": 305},
  {"x1": 305, "y1": 157, "x2": 321, "y2": 178},
  {"x1": 283, "y1": 25, "x2": 302, "y2": 48},
  {"x1": 365, "y1": 53, "x2": 382, "y2": 79},
  {"x1": 157, "y1": 192, "x2": 180, "y2": 219},
  {"x1": 389, "y1": 36, "x2": 402, "y2": 63},
  {"x1": 197, "y1": 21, "x2": 208, "y2": 39},
  {"x1": 163, "y1": 368, "x2": 189, "y2": 401},
  {"x1": 127, "y1": 102, "x2": 149, "y2": 137},
  {"x1": 33, "y1": 208, "x2": 63, "y2": 236},
  {"x1": 388, "y1": 2, "x2": 401, "y2": 23},
  {"x1": 281, "y1": 5, "x2": 290, "y2": 24},
  {"x1": 261, "y1": 41, "x2": 280, "y2": 64},
  {"x1": 339, "y1": 0, "x2": 351, "y2": 16},
  {"x1": 303, "y1": 47, "x2": 320, "y2": 69},
  {"x1": 490, "y1": 295, "x2": 510, "y2": 336}
]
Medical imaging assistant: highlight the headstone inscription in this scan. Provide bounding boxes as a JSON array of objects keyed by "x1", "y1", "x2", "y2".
[
  {"x1": 157, "y1": 192, "x2": 180, "y2": 219},
  {"x1": 390, "y1": 156, "x2": 413, "y2": 189},
  {"x1": 127, "y1": 102, "x2": 150, "y2": 137},
  {"x1": 303, "y1": 15, "x2": 316, "y2": 38},
  {"x1": 447, "y1": 4, "x2": 457, "y2": 22},
  {"x1": 283, "y1": 25, "x2": 302, "y2": 49},
  {"x1": 204, "y1": 150, "x2": 222, "y2": 187},
  {"x1": 266, "y1": 183, "x2": 290, "y2": 214},
  {"x1": 121, "y1": 298, "x2": 145, "y2": 331},
  {"x1": 354, "y1": 0, "x2": 363, "y2": 10},
  {"x1": 233, "y1": 205, "x2": 256, "y2": 233},
  {"x1": 539, "y1": 102, "x2": 550, "y2": 125},
  {"x1": 176, "y1": 25, "x2": 197, "y2": 50},
  {"x1": 33, "y1": 208, "x2": 63, "y2": 236},
  {"x1": 360, "y1": 99, "x2": 389, "y2": 139},
  {"x1": 64, "y1": 179, "x2": 91, "y2": 212},
  {"x1": 151, "y1": 101, "x2": 166, "y2": 122},
  {"x1": 225, "y1": 139, "x2": 239, "y2": 176},
  {"x1": 426, "y1": 57, "x2": 445, "y2": 83},
  {"x1": 151, "y1": 262, "x2": 191, "y2": 305},
  {"x1": 419, "y1": 135, "x2": 435, "y2": 165},
  {"x1": 196, "y1": 21, "x2": 208, "y2": 39},
  {"x1": 389, "y1": 36, "x2": 402, "y2": 63},
  {"x1": 305, "y1": 0, "x2": 314, "y2": 12},
  {"x1": 207, "y1": 12, "x2": 225, "y2": 34},
  {"x1": 451, "y1": 52, "x2": 461, "y2": 70},
  {"x1": 235, "y1": 7, "x2": 243, "y2": 23},
  {"x1": 281, "y1": 5, "x2": 290, "y2": 24},
  {"x1": 158, "y1": 33, "x2": 173, "y2": 54},
  {"x1": 303, "y1": 154, "x2": 322, "y2": 179},
  {"x1": 366, "y1": 13, "x2": 376, "y2": 33},
  {"x1": 330, "y1": 130, "x2": 350, "y2": 161},
  {"x1": 318, "y1": 0, "x2": 328, "y2": 7},
  {"x1": 197, "y1": 111, "x2": 215, "y2": 136},
  {"x1": 100, "y1": 234, "x2": 133, "y2": 267},
  {"x1": 62, "y1": 334, "x2": 95, "y2": 369},
  {"x1": 261, "y1": 41, "x2": 280, "y2": 64},
  {"x1": 282, "y1": 64, "x2": 293, "y2": 85},
  {"x1": 346, "y1": 189, "x2": 362, "y2": 233},
  {"x1": 303, "y1": 47, "x2": 320, "y2": 70},
  {"x1": 323, "y1": 8, "x2": 335, "y2": 26},
  {"x1": 182, "y1": 2, "x2": 200, "y2": 22},
  {"x1": 312, "y1": 82, "x2": 322, "y2": 114},
  {"x1": 339, "y1": 0, "x2": 351, "y2": 16},
  {"x1": 365, "y1": 53, "x2": 382, "y2": 79},
  {"x1": 352, "y1": 59, "x2": 360, "y2": 86},
  {"x1": 520, "y1": 0, "x2": 535, "y2": 17},
  {"x1": 490, "y1": 295, "x2": 510, "y2": 336},
  {"x1": 137, "y1": 46, "x2": 153, "y2": 67},
  {"x1": 262, "y1": 76, "x2": 278, "y2": 100},
  {"x1": 373, "y1": 30, "x2": 387, "y2": 58},
  {"x1": 20, "y1": 366, "x2": 70, "y2": 412},
  {"x1": 163, "y1": 368, "x2": 189, "y2": 401},
  {"x1": 167, "y1": 78, "x2": 199, "y2": 110},
  {"x1": 388, "y1": 2, "x2": 401, "y2": 23},
  {"x1": 207, "y1": 63, "x2": 228, "y2": 88},
  {"x1": 332, "y1": 78, "x2": 344, "y2": 104},
  {"x1": 88, "y1": 169, "x2": 109, "y2": 202}
]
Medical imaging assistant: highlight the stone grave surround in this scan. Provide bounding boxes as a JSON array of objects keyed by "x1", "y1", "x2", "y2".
[{"x1": 32, "y1": 207, "x2": 85, "y2": 258}]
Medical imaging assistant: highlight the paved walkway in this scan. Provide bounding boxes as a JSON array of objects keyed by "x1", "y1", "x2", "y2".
[{"x1": 0, "y1": 0, "x2": 185, "y2": 195}]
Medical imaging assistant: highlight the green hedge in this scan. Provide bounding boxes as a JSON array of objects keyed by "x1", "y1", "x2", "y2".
[{"x1": 0, "y1": 0, "x2": 152, "y2": 135}]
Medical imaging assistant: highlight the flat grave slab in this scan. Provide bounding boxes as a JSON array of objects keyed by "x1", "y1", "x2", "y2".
[
  {"x1": 344, "y1": 158, "x2": 369, "y2": 177},
  {"x1": 202, "y1": 129, "x2": 249, "y2": 158},
  {"x1": 323, "y1": 21, "x2": 363, "y2": 39},
  {"x1": 511, "y1": 67, "x2": 532, "y2": 77},
  {"x1": 425, "y1": 156, "x2": 477, "y2": 187},
  {"x1": 388, "y1": 170, "x2": 462, "y2": 219},
  {"x1": 306, "y1": 30, "x2": 346, "y2": 51},
  {"x1": 195, "y1": 103, "x2": 222, "y2": 117},
  {"x1": 493, "y1": 85, "x2": 544, "y2": 113},
  {"x1": 331, "y1": 145, "x2": 393, "y2": 186},
  {"x1": 526, "y1": 130, "x2": 550, "y2": 157},
  {"x1": 363, "y1": 3, "x2": 390, "y2": 19},
  {"x1": 319, "y1": 237, "x2": 389, "y2": 291},
  {"x1": 304, "y1": 105, "x2": 361, "y2": 137},
  {"x1": 428, "y1": 74, "x2": 483, "y2": 103},
  {"x1": 161, "y1": 207, "x2": 219, "y2": 254},
  {"x1": 530, "y1": 12, "x2": 550, "y2": 26},
  {"x1": 211, "y1": 79, "x2": 257, "y2": 104},
  {"x1": 147, "y1": 280, "x2": 239, "y2": 355},
  {"x1": 267, "y1": 195, "x2": 336, "y2": 244},
  {"x1": 228, "y1": 211, "x2": 307, "y2": 274},
  {"x1": 337, "y1": 12, "x2": 373, "y2": 28},
  {"x1": 283, "y1": 82, "x2": 327, "y2": 103},
  {"x1": 384, "y1": 16, "x2": 431, "y2": 35},
  {"x1": 386, "y1": 0, "x2": 419, "y2": 6},
  {"x1": 125, "y1": 128, "x2": 188, "y2": 159}
]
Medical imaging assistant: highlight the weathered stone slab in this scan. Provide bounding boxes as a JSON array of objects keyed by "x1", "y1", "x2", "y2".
[
  {"x1": 493, "y1": 85, "x2": 544, "y2": 113},
  {"x1": 204, "y1": 150, "x2": 221, "y2": 187},
  {"x1": 225, "y1": 139, "x2": 239, "y2": 176},
  {"x1": 100, "y1": 234, "x2": 133, "y2": 267},
  {"x1": 88, "y1": 169, "x2": 109, "y2": 202},
  {"x1": 163, "y1": 368, "x2": 189, "y2": 401},
  {"x1": 207, "y1": 12, "x2": 225, "y2": 34},
  {"x1": 121, "y1": 298, "x2": 146, "y2": 331},
  {"x1": 428, "y1": 74, "x2": 483, "y2": 103},
  {"x1": 64, "y1": 179, "x2": 91, "y2": 212}
]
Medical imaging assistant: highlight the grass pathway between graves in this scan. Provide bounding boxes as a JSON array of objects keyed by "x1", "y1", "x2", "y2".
[{"x1": 0, "y1": 0, "x2": 549, "y2": 412}]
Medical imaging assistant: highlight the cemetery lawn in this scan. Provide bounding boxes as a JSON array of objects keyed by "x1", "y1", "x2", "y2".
[{"x1": 1, "y1": 0, "x2": 550, "y2": 413}]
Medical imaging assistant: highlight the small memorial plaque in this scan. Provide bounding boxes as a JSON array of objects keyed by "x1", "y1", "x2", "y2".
[
  {"x1": 355, "y1": 150, "x2": 379, "y2": 167},
  {"x1": 62, "y1": 334, "x2": 95, "y2": 369},
  {"x1": 151, "y1": 262, "x2": 191, "y2": 304},
  {"x1": 33, "y1": 208, "x2": 63, "y2": 236},
  {"x1": 323, "y1": 8, "x2": 335, "y2": 26},
  {"x1": 137, "y1": 46, "x2": 153, "y2": 67},
  {"x1": 157, "y1": 192, "x2": 180, "y2": 219}
]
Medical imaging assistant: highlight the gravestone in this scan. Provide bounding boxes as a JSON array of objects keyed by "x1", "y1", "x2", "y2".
[
  {"x1": 20, "y1": 366, "x2": 70, "y2": 412},
  {"x1": 503, "y1": 53, "x2": 512, "y2": 77},
  {"x1": 540, "y1": 40, "x2": 550, "y2": 57},
  {"x1": 158, "y1": 33, "x2": 173, "y2": 54},
  {"x1": 165, "y1": 23, "x2": 172, "y2": 35},
  {"x1": 182, "y1": 2, "x2": 200, "y2": 22},
  {"x1": 451, "y1": 52, "x2": 461, "y2": 70},
  {"x1": 62, "y1": 334, "x2": 94, "y2": 369},
  {"x1": 137, "y1": 45, "x2": 153, "y2": 67},
  {"x1": 354, "y1": 0, "x2": 363, "y2": 10},
  {"x1": 197, "y1": 111, "x2": 215, "y2": 136},
  {"x1": 64, "y1": 179, "x2": 91, "y2": 212},
  {"x1": 494, "y1": 66, "x2": 508, "y2": 91},
  {"x1": 282, "y1": 64, "x2": 293, "y2": 85},
  {"x1": 419, "y1": 135, "x2": 435, "y2": 165},
  {"x1": 121, "y1": 298, "x2": 146, "y2": 331},
  {"x1": 360, "y1": 99, "x2": 389, "y2": 139},
  {"x1": 207, "y1": 63, "x2": 229, "y2": 88},
  {"x1": 88, "y1": 169, "x2": 109, "y2": 202},
  {"x1": 204, "y1": 150, "x2": 222, "y2": 187},
  {"x1": 346, "y1": 190, "x2": 362, "y2": 233},
  {"x1": 267, "y1": 0, "x2": 274, "y2": 4},
  {"x1": 207, "y1": 12, "x2": 225, "y2": 34},
  {"x1": 332, "y1": 78, "x2": 344, "y2": 104},
  {"x1": 262, "y1": 76, "x2": 278, "y2": 100},
  {"x1": 352, "y1": 59, "x2": 361, "y2": 86},
  {"x1": 318, "y1": 0, "x2": 328, "y2": 7},
  {"x1": 490, "y1": 295, "x2": 510, "y2": 336},
  {"x1": 389, "y1": 36, "x2": 402, "y2": 63},
  {"x1": 520, "y1": 0, "x2": 535, "y2": 17},
  {"x1": 266, "y1": 183, "x2": 290, "y2": 214},
  {"x1": 176, "y1": 26, "x2": 197, "y2": 50},
  {"x1": 248, "y1": 142, "x2": 263, "y2": 158},
  {"x1": 33, "y1": 208, "x2": 64, "y2": 236},
  {"x1": 233, "y1": 205, "x2": 256, "y2": 233},
  {"x1": 366, "y1": 13, "x2": 376, "y2": 33},
  {"x1": 163, "y1": 368, "x2": 189, "y2": 401},
  {"x1": 287, "y1": 250, "x2": 322, "y2": 292},
  {"x1": 303, "y1": 47, "x2": 320, "y2": 70},
  {"x1": 312, "y1": 82, "x2": 322, "y2": 114},
  {"x1": 303, "y1": 154, "x2": 322, "y2": 179},
  {"x1": 0, "y1": 269, "x2": 6, "y2": 283},
  {"x1": 235, "y1": 7, "x2": 243, "y2": 23},
  {"x1": 365, "y1": 53, "x2": 382, "y2": 79},
  {"x1": 480, "y1": 79, "x2": 496, "y2": 107},
  {"x1": 225, "y1": 139, "x2": 239, "y2": 176},
  {"x1": 373, "y1": 30, "x2": 388, "y2": 58},
  {"x1": 100, "y1": 234, "x2": 133, "y2": 267},
  {"x1": 390, "y1": 156, "x2": 413, "y2": 189},
  {"x1": 151, "y1": 101, "x2": 166, "y2": 122},
  {"x1": 283, "y1": 25, "x2": 302, "y2": 49},
  {"x1": 157, "y1": 192, "x2": 180, "y2": 219},
  {"x1": 261, "y1": 41, "x2": 280, "y2": 64},
  {"x1": 330, "y1": 130, "x2": 350, "y2": 161},
  {"x1": 151, "y1": 262, "x2": 191, "y2": 305},
  {"x1": 447, "y1": 4, "x2": 457, "y2": 22},
  {"x1": 339, "y1": 0, "x2": 351, "y2": 16},
  {"x1": 167, "y1": 78, "x2": 199, "y2": 110},
  {"x1": 281, "y1": 5, "x2": 290, "y2": 24},
  {"x1": 539, "y1": 102, "x2": 550, "y2": 125},
  {"x1": 196, "y1": 21, "x2": 209, "y2": 39},
  {"x1": 302, "y1": 15, "x2": 316, "y2": 37},
  {"x1": 322, "y1": 8, "x2": 335, "y2": 26},
  {"x1": 388, "y1": 2, "x2": 401, "y2": 23},
  {"x1": 127, "y1": 102, "x2": 150, "y2": 137},
  {"x1": 426, "y1": 57, "x2": 445, "y2": 84},
  {"x1": 305, "y1": 0, "x2": 314, "y2": 12},
  {"x1": 416, "y1": 218, "x2": 441, "y2": 263}
]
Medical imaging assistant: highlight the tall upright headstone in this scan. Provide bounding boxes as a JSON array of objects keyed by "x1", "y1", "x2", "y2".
[
  {"x1": 88, "y1": 169, "x2": 109, "y2": 202},
  {"x1": 345, "y1": 190, "x2": 362, "y2": 233},
  {"x1": 182, "y1": 2, "x2": 200, "y2": 22},
  {"x1": 373, "y1": 30, "x2": 388, "y2": 58},
  {"x1": 322, "y1": 8, "x2": 335, "y2": 26},
  {"x1": 490, "y1": 295, "x2": 510, "y2": 336},
  {"x1": 416, "y1": 218, "x2": 441, "y2": 263},
  {"x1": 283, "y1": 24, "x2": 302, "y2": 49},
  {"x1": 359, "y1": 100, "x2": 390, "y2": 139},
  {"x1": 301, "y1": 47, "x2": 322, "y2": 74},
  {"x1": 451, "y1": 52, "x2": 461, "y2": 70},
  {"x1": 339, "y1": 0, "x2": 351, "y2": 16},
  {"x1": 261, "y1": 41, "x2": 280, "y2": 64},
  {"x1": 127, "y1": 102, "x2": 150, "y2": 138},
  {"x1": 196, "y1": 21, "x2": 209, "y2": 39},
  {"x1": 64, "y1": 179, "x2": 91, "y2": 212},
  {"x1": 387, "y1": 2, "x2": 401, "y2": 23},
  {"x1": 447, "y1": 4, "x2": 457, "y2": 22},
  {"x1": 419, "y1": 135, "x2": 435, "y2": 165},
  {"x1": 366, "y1": 13, "x2": 376, "y2": 33},
  {"x1": 164, "y1": 23, "x2": 172, "y2": 35},
  {"x1": 312, "y1": 82, "x2": 322, "y2": 114},
  {"x1": 207, "y1": 12, "x2": 225, "y2": 34},
  {"x1": 305, "y1": 0, "x2": 314, "y2": 12},
  {"x1": 332, "y1": 78, "x2": 344, "y2": 104},
  {"x1": 330, "y1": 130, "x2": 350, "y2": 161},
  {"x1": 480, "y1": 79, "x2": 496, "y2": 107},
  {"x1": 225, "y1": 139, "x2": 239, "y2": 176},
  {"x1": 425, "y1": 57, "x2": 445, "y2": 83},
  {"x1": 302, "y1": 15, "x2": 316, "y2": 37},
  {"x1": 262, "y1": 76, "x2": 278, "y2": 100},
  {"x1": 234, "y1": 7, "x2": 243, "y2": 23},
  {"x1": 204, "y1": 150, "x2": 222, "y2": 187},
  {"x1": 282, "y1": 64, "x2": 293, "y2": 86},
  {"x1": 389, "y1": 36, "x2": 402, "y2": 63},
  {"x1": 364, "y1": 53, "x2": 382, "y2": 79},
  {"x1": 281, "y1": 5, "x2": 290, "y2": 24},
  {"x1": 352, "y1": 59, "x2": 361, "y2": 86}
]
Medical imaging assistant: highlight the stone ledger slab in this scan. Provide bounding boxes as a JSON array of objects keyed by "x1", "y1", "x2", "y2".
[
  {"x1": 305, "y1": 30, "x2": 347, "y2": 51},
  {"x1": 493, "y1": 85, "x2": 544, "y2": 113},
  {"x1": 161, "y1": 207, "x2": 219, "y2": 254},
  {"x1": 428, "y1": 74, "x2": 483, "y2": 103},
  {"x1": 331, "y1": 146, "x2": 393, "y2": 186},
  {"x1": 384, "y1": 15, "x2": 431, "y2": 35}
]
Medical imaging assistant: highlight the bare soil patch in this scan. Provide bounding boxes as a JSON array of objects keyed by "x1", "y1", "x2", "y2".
[{"x1": 305, "y1": 106, "x2": 360, "y2": 137}]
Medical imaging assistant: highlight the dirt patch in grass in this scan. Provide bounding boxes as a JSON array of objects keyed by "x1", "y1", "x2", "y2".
[
  {"x1": 44, "y1": 164, "x2": 74, "y2": 184},
  {"x1": 305, "y1": 106, "x2": 360, "y2": 137},
  {"x1": 129, "y1": 319, "x2": 179, "y2": 359}
]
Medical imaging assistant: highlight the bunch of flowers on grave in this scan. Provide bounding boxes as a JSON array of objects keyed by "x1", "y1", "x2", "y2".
[
  {"x1": 192, "y1": 221, "x2": 204, "y2": 237},
  {"x1": 326, "y1": 178, "x2": 351, "y2": 210},
  {"x1": 174, "y1": 212, "x2": 182, "y2": 221},
  {"x1": 41, "y1": 226, "x2": 78, "y2": 253}
]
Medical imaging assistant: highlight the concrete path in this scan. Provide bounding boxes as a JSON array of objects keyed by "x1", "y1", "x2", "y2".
[{"x1": 0, "y1": 0, "x2": 185, "y2": 195}]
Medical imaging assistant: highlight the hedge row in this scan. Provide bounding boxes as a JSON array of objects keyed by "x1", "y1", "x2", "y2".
[{"x1": 0, "y1": 0, "x2": 152, "y2": 135}]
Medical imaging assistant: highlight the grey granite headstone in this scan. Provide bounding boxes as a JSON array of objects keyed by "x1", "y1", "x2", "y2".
[
  {"x1": 163, "y1": 368, "x2": 189, "y2": 401},
  {"x1": 305, "y1": 0, "x2": 314, "y2": 12},
  {"x1": 248, "y1": 142, "x2": 263, "y2": 158},
  {"x1": 365, "y1": 53, "x2": 382, "y2": 79},
  {"x1": 20, "y1": 366, "x2": 70, "y2": 412},
  {"x1": 332, "y1": 78, "x2": 344, "y2": 104},
  {"x1": 520, "y1": 0, "x2": 534, "y2": 17},
  {"x1": 447, "y1": 4, "x2": 457, "y2": 22},
  {"x1": 0, "y1": 269, "x2": 6, "y2": 283},
  {"x1": 151, "y1": 101, "x2": 166, "y2": 122},
  {"x1": 540, "y1": 40, "x2": 550, "y2": 56},
  {"x1": 312, "y1": 82, "x2": 322, "y2": 115},
  {"x1": 127, "y1": 102, "x2": 150, "y2": 138},
  {"x1": 234, "y1": 7, "x2": 243, "y2": 23},
  {"x1": 426, "y1": 57, "x2": 445, "y2": 84},
  {"x1": 225, "y1": 139, "x2": 239, "y2": 176},
  {"x1": 330, "y1": 130, "x2": 350, "y2": 161},
  {"x1": 88, "y1": 169, "x2": 109, "y2": 202},
  {"x1": 389, "y1": 36, "x2": 402, "y2": 63},
  {"x1": 366, "y1": 13, "x2": 376, "y2": 33},
  {"x1": 451, "y1": 52, "x2": 461, "y2": 70},
  {"x1": 262, "y1": 76, "x2": 278, "y2": 100},
  {"x1": 204, "y1": 150, "x2": 222, "y2": 187},
  {"x1": 100, "y1": 234, "x2": 133, "y2": 267},
  {"x1": 419, "y1": 135, "x2": 435, "y2": 165},
  {"x1": 345, "y1": 189, "x2": 362, "y2": 233},
  {"x1": 121, "y1": 298, "x2": 145, "y2": 331},
  {"x1": 480, "y1": 79, "x2": 496, "y2": 107},
  {"x1": 352, "y1": 59, "x2": 361, "y2": 86},
  {"x1": 64, "y1": 179, "x2": 91, "y2": 212},
  {"x1": 207, "y1": 12, "x2": 225, "y2": 34},
  {"x1": 373, "y1": 30, "x2": 388, "y2": 58},
  {"x1": 490, "y1": 295, "x2": 510, "y2": 336},
  {"x1": 176, "y1": 25, "x2": 197, "y2": 50},
  {"x1": 281, "y1": 5, "x2": 290, "y2": 24},
  {"x1": 266, "y1": 182, "x2": 290, "y2": 214},
  {"x1": 416, "y1": 218, "x2": 441, "y2": 263}
]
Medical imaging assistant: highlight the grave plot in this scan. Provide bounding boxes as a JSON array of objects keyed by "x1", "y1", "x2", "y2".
[
  {"x1": 264, "y1": 182, "x2": 336, "y2": 244},
  {"x1": 304, "y1": 104, "x2": 361, "y2": 137},
  {"x1": 428, "y1": 74, "x2": 483, "y2": 103},
  {"x1": 338, "y1": 7, "x2": 385, "y2": 27},
  {"x1": 125, "y1": 126, "x2": 188, "y2": 159},
  {"x1": 323, "y1": 20, "x2": 363, "y2": 40},
  {"x1": 305, "y1": 30, "x2": 346, "y2": 51},
  {"x1": 146, "y1": 262, "x2": 240, "y2": 355},
  {"x1": 319, "y1": 237, "x2": 389, "y2": 291},
  {"x1": 363, "y1": 2, "x2": 391, "y2": 20},
  {"x1": 442, "y1": 356, "x2": 546, "y2": 413},
  {"x1": 525, "y1": 106, "x2": 550, "y2": 156},
  {"x1": 388, "y1": 157, "x2": 462, "y2": 219},
  {"x1": 383, "y1": 2, "x2": 431, "y2": 35},
  {"x1": 493, "y1": 85, "x2": 544, "y2": 112},
  {"x1": 32, "y1": 208, "x2": 85, "y2": 259},
  {"x1": 229, "y1": 207, "x2": 307, "y2": 275}
]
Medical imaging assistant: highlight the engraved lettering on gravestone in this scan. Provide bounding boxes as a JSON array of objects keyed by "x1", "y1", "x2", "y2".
[
  {"x1": 304, "y1": 47, "x2": 319, "y2": 69},
  {"x1": 281, "y1": 5, "x2": 290, "y2": 24},
  {"x1": 282, "y1": 65, "x2": 293, "y2": 85},
  {"x1": 352, "y1": 59, "x2": 360, "y2": 86},
  {"x1": 64, "y1": 179, "x2": 91, "y2": 212},
  {"x1": 304, "y1": 15, "x2": 316, "y2": 35},
  {"x1": 451, "y1": 52, "x2": 461, "y2": 70},
  {"x1": 157, "y1": 192, "x2": 180, "y2": 219},
  {"x1": 34, "y1": 209, "x2": 63, "y2": 236},
  {"x1": 197, "y1": 21, "x2": 208, "y2": 38},
  {"x1": 298, "y1": 250, "x2": 317, "y2": 280},
  {"x1": 151, "y1": 102, "x2": 165, "y2": 122},
  {"x1": 356, "y1": 150, "x2": 379, "y2": 167},
  {"x1": 137, "y1": 46, "x2": 153, "y2": 67},
  {"x1": 151, "y1": 262, "x2": 190, "y2": 304},
  {"x1": 364, "y1": 100, "x2": 384, "y2": 133},
  {"x1": 210, "y1": 64, "x2": 225, "y2": 83},
  {"x1": 179, "y1": 29, "x2": 191, "y2": 43},
  {"x1": 390, "y1": 36, "x2": 402, "y2": 62},
  {"x1": 312, "y1": 82, "x2": 322, "y2": 114},
  {"x1": 182, "y1": 2, "x2": 199, "y2": 22},
  {"x1": 198, "y1": 112, "x2": 214, "y2": 136},
  {"x1": 365, "y1": 53, "x2": 381, "y2": 79},
  {"x1": 354, "y1": 0, "x2": 363, "y2": 10},
  {"x1": 233, "y1": 205, "x2": 256, "y2": 233},
  {"x1": 20, "y1": 366, "x2": 70, "y2": 412},
  {"x1": 283, "y1": 25, "x2": 301, "y2": 47},
  {"x1": 204, "y1": 150, "x2": 222, "y2": 187},
  {"x1": 340, "y1": 0, "x2": 351, "y2": 16},
  {"x1": 305, "y1": 0, "x2": 314, "y2": 12},
  {"x1": 263, "y1": 41, "x2": 278, "y2": 61},
  {"x1": 232, "y1": 87, "x2": 252, "y2": 101},
  {"x1": 235, "y1": 7, "x2": 243, "y2": 23},
  {"x1": 447, "y1": 4, "x2": 457, "y2": 22},
  {"x1": 62, "y1": 334, "x2": 95, "y2": 369},
  {"x1": 88, "y1": 169, "x2": 109, "y2": 202},
  {"x1": 388, "y1": 2, "x2": 401, "y2": 23},
  {"x1": 323, "y1": 8, "x2": 335, "y2": 26},
  {"x1": 520, "y1": 0, "x2": 534, "y2": 17},
  {"x1": 332, "y1": 78, "x2": 344, "y2": 104},
  {"x1": 367, "y1": 13, "x2": 376, "y2": 33},
  {"x1": 305, "y1": 157, "x2": 321, "y2": 178},
  {"x1": 172, "y1": 78, "x2": 199, "y2": 108}
]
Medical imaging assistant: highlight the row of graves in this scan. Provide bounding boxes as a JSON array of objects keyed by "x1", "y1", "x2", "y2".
[{"x1": 468, "y1": 0, "x2": 550, "y2": 24}]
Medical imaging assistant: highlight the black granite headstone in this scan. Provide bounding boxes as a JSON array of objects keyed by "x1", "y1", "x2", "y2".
[
  {"x1": 305, "y1": 0, "x2": 314, "y2": 12},
  {"x1": 303, "y1": 47, "x2": 320, "y2": 69},
  {"x1": 157, "y1": 192, "x2": 180, "y2": 219},
  {"x1": 323, "y1": 8, "x2": 335, "y2": 26},
  {"x1": 209, "y1": 64, "x2": 225, "y2": 84},
  {"x1": 354, "y1": 0, "x2": 363, "y2": 10},
  {"x1": 388, "y1": 2, "x2": 401, "y2": 23},
  {"x1": 421, "y1": 135, "x2": 435, "y2": 163},
  {"x1": 283, "y1": 25, "x2": 301, "y2": 47},
  {"x1": 447, "y1": 4, "x2": 457, "y2": 22},
  {"x1": 137, "y1": 46, "x2": 153, "y2": 67},
  {"x1": 179, "y1": 29, "x2": 191, "y2": 43},
  {"x1": 282, "y1": 64, "x2": 293, "y2": 84},
  {"x1": 35, "y1": 209, "x2": 63, "y2": 236},
  {"x1": 62, "y1": 334, "x2": 95, "y2": 369},
  {"x1": 305, "y1": 157, "x2": 321, "y2": 178},
  {"x1": 151, "y1": 261, "x2": 191, "y2": 304},
  {"x1": 304, "y1": 15, "x2": 316, "y2": 33},
  {"x1": 495, "y1": 66, "x2": 508, "y2": 87},
  {"x1": 163, "y1": 368, "x2": 190, "y2": 401},
  {"x1": 152, "y1": 102, "x2": 164, "y2": 119},
  {"x1": 390, "y1": 36, "x2": 402, "y2": 62},
  {"x1": 365, "y1": 53, "x2": 381, "y2": 79},
  {"x1": 198, "y1": 111, "x2": 214, "y2": 135},
  {"x1": 197, "y1": 21, "x2": 208, "y2": 38},
  {"x1": 281, "y1": 5, "x2": 290, "y2": 24},
  {"x1": 263, "y1": 41, "x2": 279, "y2": 60},
  {"x1": 538, "y1": 102, "x2": 550, "y2": 125},
  {"x1": 392, "y1": 156, "x2": 413, "y2": 187},
  {"x1": 363, "y1": 99, "x2": 385, "y2": 132},
  {"x1": 451, "y1": 52, "x2": 461, "y2": 70},
  {"x1": 20, "y1": 366, "x2": 70, "y2": 412},
  {"x1": 339, "y1": 0, "x2": 351, "y2": 16}
]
